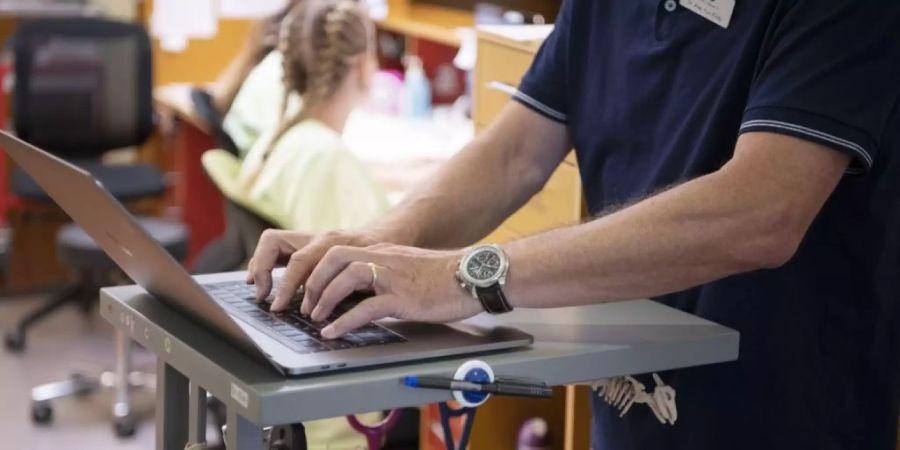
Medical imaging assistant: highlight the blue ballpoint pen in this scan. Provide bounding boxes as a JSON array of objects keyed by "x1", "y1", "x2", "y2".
[{"x1": 403, "y1": 375, "x2": 553, "y2": 398}]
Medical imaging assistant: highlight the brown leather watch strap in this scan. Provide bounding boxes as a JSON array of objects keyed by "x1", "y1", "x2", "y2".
[{"x1": 476, "y1": 284, "x2": 513, "y2": 314}]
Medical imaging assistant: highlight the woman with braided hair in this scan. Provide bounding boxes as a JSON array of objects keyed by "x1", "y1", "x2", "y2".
[
  {"x1": 231, "y1": 0, "x2": 389, "y2": 232},
  {"x1": 200, "y1": 2, "x2": 386, "y2": 446}
]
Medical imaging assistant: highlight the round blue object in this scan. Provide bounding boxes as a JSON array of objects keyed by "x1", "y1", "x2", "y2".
[{"x1": 461, "y1": 367, "x2": 491, "y2": 405}]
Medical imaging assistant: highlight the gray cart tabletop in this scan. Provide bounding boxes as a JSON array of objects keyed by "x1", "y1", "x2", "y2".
[{"x1": 100, "y1": 273, "x2": 739, "y2": 427}]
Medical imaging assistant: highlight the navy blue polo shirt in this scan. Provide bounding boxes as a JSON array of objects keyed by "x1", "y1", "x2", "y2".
[{"x1": 513, "y1": 1, "x2": 900, "y2": 449}]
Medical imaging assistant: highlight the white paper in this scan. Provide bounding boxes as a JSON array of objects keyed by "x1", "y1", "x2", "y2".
[
  {"x1": 454, "y1": 28, "x2": 477, "y2": 71},
  {"x1": 151, "y1": 0, "x2": 218, "y2": 53},
  {"x1": 364, "y1": 0, "x2": 389, "y2": 20},
  {"x1": 218, "y1": 0, "x2": 287, "y2": 19},
  {"x1": 679, "y1": 0, "x2": 735, "y2": 29},
  {"x1": 476, "y1": 24, "x2": 554, "y2": 43},
  {"x1": 159, "y1": 35, "x2": 189, "y2": 53}
]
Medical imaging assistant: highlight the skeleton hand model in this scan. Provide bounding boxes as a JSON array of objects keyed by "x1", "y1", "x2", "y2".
[{"x1": 591, "y1": 373, "x2": 677, "y2": 425}]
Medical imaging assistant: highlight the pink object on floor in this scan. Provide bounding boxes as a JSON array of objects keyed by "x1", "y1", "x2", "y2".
[{"x1": 517, "y1": 417, "x2": 552, "y2": 450}]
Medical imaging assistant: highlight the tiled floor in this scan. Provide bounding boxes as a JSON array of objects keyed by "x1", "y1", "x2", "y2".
[{"x1": 0, "y1": 295, "x2": 156, "y2": 450}]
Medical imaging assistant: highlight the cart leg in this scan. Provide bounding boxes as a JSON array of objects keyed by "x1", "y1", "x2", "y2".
[
  {"x1": 156, "y1": 360, "x2": 189, "y2": 450},
  {"x1": 112, "y1": 330, "x2": 134, "y2": 437},
  {"x1": 188, "y1": 384, "x2": 207, "y2": 445},
  {"x1": 226, "y1": 409, "x2": 264, "y2": 450}
]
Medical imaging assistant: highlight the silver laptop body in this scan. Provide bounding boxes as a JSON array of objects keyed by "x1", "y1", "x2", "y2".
[{"x1": 0, "y1": 131, "x2": 532, "y2": 376}]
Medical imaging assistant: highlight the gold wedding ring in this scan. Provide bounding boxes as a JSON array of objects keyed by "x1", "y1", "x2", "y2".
[{"x1": 367, "y1": 262, "x2": 378, "y2": 288}]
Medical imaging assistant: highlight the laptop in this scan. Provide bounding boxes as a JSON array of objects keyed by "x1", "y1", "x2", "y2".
[{"x1": 0, "y1": 131, "x2": 533, "y2": 376}]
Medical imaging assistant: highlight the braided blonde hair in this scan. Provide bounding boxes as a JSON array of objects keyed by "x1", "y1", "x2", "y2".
[{"x1": 260, "y1": 0, "x2": 369, "y2": 162}]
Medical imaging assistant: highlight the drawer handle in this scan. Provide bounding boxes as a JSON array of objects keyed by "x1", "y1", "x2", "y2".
[{"x1": 486, "y1": 81, "x2": 518, "y2": 97}]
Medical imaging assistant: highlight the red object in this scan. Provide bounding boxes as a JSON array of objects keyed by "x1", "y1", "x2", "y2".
[
  {"x1": 0, "y1": 62, "x2": 11, "y2": 225},
  {"x1": 170, "y1": 120, "x2": 225, "y2": 267},
  {"x1": 413, "y1": 39, "x2": 466, "y2": 105}
]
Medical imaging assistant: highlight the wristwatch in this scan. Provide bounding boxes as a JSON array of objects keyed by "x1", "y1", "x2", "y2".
[{"x1": 455, "y1": 244, "x2": 513, "y2": 314}]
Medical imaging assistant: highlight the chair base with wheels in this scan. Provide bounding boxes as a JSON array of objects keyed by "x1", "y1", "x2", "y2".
[
  {"x1": 30, "y1": 330, "x2": 155, "y2": 437},
  {"x1": 12, "y1": 218, "x2": 188, "y2": 437}
]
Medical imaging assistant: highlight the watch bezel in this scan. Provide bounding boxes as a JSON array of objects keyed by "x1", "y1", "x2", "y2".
[{"x1": 458, "y1": 244, "x2": 509, "y2": 289}]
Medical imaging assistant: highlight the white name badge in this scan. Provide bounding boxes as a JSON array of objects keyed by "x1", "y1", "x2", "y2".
[{"x1": 679, "y1": 0, "x2": 735, "y2": 29}]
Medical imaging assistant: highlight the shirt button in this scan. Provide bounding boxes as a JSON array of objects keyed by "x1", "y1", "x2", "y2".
[{"x1": 664, "y1": 0, "x2": 677, "y2": 12}]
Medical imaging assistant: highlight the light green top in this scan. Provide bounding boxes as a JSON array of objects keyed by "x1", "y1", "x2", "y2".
[
  {"x1": 204, "y1": 119, "x2": 389, "y2": 232},
  {"x1": 222, "y1": 51, "x2": 301, "y2": 157}
]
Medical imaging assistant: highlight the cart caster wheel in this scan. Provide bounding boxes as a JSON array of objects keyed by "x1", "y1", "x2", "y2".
[
  {"x1": 32, "y1": 401, "x2": 53, "y2": 425},
  {"x1": 114, "y1": 417, "x2": 136, "y2": 438},
  {"x1": 4, "y1": 331, "x2": 25, "y2": 352}
]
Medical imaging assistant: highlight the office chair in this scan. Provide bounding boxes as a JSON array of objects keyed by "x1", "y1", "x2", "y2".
[
  {"x1": 190, "y1": 87, "x2": 241, "y2": 156},
  {"x1": 0, "y1": 18, "x2": 189, "y2": 437},
  {"x1": 3, "y1": 17, "x2": 162, "y2": 350},
  {"x1": 193, "y1": 198, "x2": 273, "y2": 274},
  {"x1": 30, "y1": 220, "x2": 187, "y2": 437}
]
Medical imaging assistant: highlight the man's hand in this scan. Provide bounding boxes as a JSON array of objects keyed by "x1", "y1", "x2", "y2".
[
  {"x1": 246, "y1": 229, "x2": 379, "y2": 306},
  {"x1": 299, "y1": 245, "x2": 483, "y2": 339}
]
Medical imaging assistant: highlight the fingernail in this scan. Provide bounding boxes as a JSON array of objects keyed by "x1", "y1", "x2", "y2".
[
  {"x1": 321, "y1": 325, "x2": 335, "y2": 339},
  {"x1": 311, "y1": 305, "x2": 321, "y2": 319}
]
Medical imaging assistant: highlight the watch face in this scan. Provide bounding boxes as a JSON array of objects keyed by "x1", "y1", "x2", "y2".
[{"x1": 466, "y1": 248, "x2": 503, "y2": 282}]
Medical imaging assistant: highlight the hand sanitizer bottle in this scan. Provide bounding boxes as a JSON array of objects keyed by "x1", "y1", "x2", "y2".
[{"x1": 402, "y1": 55, "x2": 432, "y2": 119}]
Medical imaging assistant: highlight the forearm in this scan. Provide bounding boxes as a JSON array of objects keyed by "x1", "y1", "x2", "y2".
[
  {"x1": 370, "y1": 136, "x2": 529, "y2": 248},
  {"x1": 370, "y1": 104, "x2": 569, "y2": 249},
  {"x1": 503, "y1": 134, "x2": 849, "y2": 308},
  {"x1": 210, "y1": 50, "x2": 260, "y2": 114},
  {"x1": 293, "y1": 133, "x2": 853, "y2": 336},
  {"x1": 504, "y1": 174, "x2": 772, "y2": 307}
]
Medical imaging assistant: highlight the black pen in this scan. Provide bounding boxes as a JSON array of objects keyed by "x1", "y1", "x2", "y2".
[{"x1": 403, "y1": 375, "x2": 553, "y2": 398}]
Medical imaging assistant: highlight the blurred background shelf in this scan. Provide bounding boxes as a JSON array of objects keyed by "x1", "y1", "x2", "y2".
[{"x1": 378, "y1": 0, "x2": 560, "y2": 48}]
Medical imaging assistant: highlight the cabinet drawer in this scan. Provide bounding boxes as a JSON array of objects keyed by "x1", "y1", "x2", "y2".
[
  {"x1": 473, "y1": 39, "x2": 534, "y2": 124},
  {"x1": 474, "y1": 84, "x2": 515, "y2": 127},
  {"x1": 505, "y1": 160, "x2": 581, "y2": 236}
]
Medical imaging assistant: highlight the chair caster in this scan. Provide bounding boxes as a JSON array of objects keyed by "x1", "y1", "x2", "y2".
[
  {"x1": 114, "y1": 416, "x2": 136, "y2": 438},
  {"x1": 4, "y1": 330, "x2": 25, "y2": 353},
  {"x1": 31, "y1": 401, "x2": 53, "y2": 425},
  {"x1": 70, "y1": 373, "x2": 93, "y2": 397}
]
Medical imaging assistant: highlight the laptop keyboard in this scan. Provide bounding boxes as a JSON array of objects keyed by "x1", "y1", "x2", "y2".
[{"x1": 202, "y1": 280, "x2": 406, "y2": 354}]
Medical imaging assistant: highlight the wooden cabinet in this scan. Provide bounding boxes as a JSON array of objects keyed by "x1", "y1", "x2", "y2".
[
  {"x1": 473, "y1": 31, "x2": 582, "y2": 233},
  {"x1": 474, "y1": 30, "x2": 582, "y2": 247},
  {"x1": 465, "y1": 27, "x2": 591, "y2": 450},
  {"x1": 380, "y1": 0, "x2": 561, "y2": 47}
]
